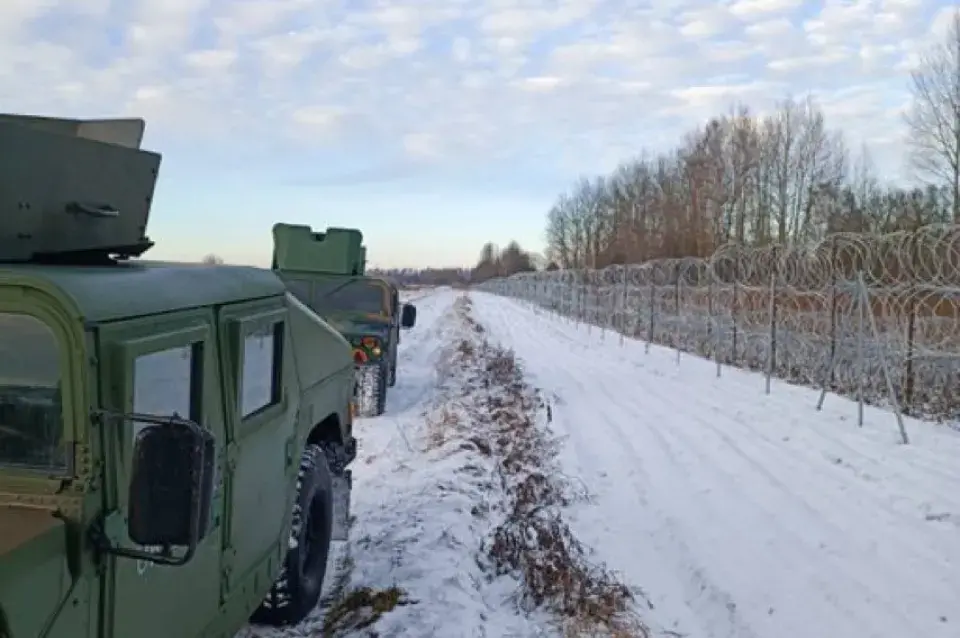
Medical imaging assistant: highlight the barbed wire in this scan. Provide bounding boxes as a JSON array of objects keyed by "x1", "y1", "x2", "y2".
[{"x1": 478, "y1": 226, "x2": 960, "y2": 431}]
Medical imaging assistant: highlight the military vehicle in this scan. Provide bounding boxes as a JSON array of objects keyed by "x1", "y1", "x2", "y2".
[
  {"x1": 271, "y1": 223, "x2": 417, "y2": 418},
  {"x1": 0, "y1": 114, "x2": 358, "y2": 638}
]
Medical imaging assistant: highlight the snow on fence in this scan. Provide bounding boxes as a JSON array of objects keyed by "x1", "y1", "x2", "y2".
[{"x1": 478, "y1": 226, "x2": 960, "y2": 440}]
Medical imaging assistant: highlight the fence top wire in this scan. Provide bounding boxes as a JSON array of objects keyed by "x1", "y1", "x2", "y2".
[{"x1": 492, "y1": 225, "x2": 960, "y2": 290}]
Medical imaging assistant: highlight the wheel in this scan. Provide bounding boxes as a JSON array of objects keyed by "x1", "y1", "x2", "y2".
[
  {"x1": 356, "y1": 364, "x2": 387, "y2": 417},
  {"x1": 375, "y1": 362, "x2": 387, "y2": 415},
  {"x1": 355, "y1": 365, "x2": 383, "y2": 417},
  {"x1": 250, "y1": 445, "x2": 333, "y2": 626},
  {"x1": 387, "y1": 360, "x2": 397, "y2": 387}
]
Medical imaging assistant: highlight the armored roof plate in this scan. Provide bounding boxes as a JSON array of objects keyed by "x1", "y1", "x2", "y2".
[
  {"x1": 0, "y1": 261, "x2": 287, "y2": 323},
  {"x1": 272, "y1": 223, "x2": 366, "y2": 276},
  {"x1": 0, "y1": 114, "x2": 145, "y2": 148},
  {"x1": 0, "y1": 115, "x2": 159, "y2": 262}
]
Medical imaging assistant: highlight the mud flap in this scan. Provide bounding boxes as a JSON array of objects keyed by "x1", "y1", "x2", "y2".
[{"x1": 331, "y1": 469, "x2": 352, "y2": 541}]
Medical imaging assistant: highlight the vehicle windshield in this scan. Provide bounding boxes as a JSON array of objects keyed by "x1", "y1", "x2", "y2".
[
  {"x1": 0, "y1": 313, "x2": 66, "y2": 472},
  {"x1": 289, "y1": 279, "x2": 389, "y2": 316}
]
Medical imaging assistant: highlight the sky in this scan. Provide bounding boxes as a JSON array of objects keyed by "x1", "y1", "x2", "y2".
[{"x1": 1, "y1": 0, "x2": 957, "y2": 269}]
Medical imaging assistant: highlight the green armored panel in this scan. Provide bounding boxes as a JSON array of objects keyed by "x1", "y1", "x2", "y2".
[
  {"x1": 0, "y1": 116, "x2": 160, "y2": 261},
  {"x1": 272, "y1": 223, "x2": 365, "y2": 275}
]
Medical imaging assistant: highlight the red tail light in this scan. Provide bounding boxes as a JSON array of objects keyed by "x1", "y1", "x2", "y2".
[{"x1": 353, "y1": 349, "x2": 368, "y2": 364}]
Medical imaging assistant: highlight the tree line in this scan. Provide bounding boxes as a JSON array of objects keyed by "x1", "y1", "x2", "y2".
[
  {"x1": 471, "y1": 240, "x2": 542, "y2": 282},
  {"x1": 369, "y1": 267, "x2": 472, "y2": 287},
  {"x1": 536, "y1": 12, "x2": 960, "y2": 269}
]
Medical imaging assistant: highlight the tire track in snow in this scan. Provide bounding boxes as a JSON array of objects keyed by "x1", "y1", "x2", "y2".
[
  {"x1": 672, "y1": 392, "x2": 959, "y2": 573},
  {"x1": 523, "y1": 303, "x2": 956, "y2": 497},
  {"x1": 622, "y1": 385, "x2": 921, "y2": 638},
  {"x1": 471, "y1": 292, "x2": 960, "y2": 638},
  {"x1": 612, "y1": 345, "x2": 960, "y2": 578},
  {"x1": 478, "y1": 298, "x2": 758, "y2": 638},
  {"x1": 494, "y1": 301, "x2": 959, "y2": 551},
  {"x1": 500, "y1": 302, "x2": 959, "y2": 554},
  {"x1": 630, "y1": 350, "x2": 959, "y2": 487},
  {"x1": 591, "y1": 335, "x2": 953, "y2": 638},
  {"x1": 551, "y1": 311, "x2": 960, "y2": 632},
  {"x1": 547, "y1": 337, "x2": 898, "y2": 638}
]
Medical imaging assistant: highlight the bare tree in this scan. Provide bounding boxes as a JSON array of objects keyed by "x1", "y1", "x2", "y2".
[
  {"x1": 545, "y1": 200, "x2": 572, "y2": 267},
  {"x1": 538, "y1": 91, "x2": 954, "y2": 269},
  {"x1": 500, "y1": 241, "x2": 535, "y2": 274},
  {"x1": 472, "y1": 241, "x2": 534, "y2": 281},
  {"x1": 201, "y1": 254, "x2": 224, "y2": 265},
  {"x1": 904, "y1": 9, "x2": 960, "y2": 221}
]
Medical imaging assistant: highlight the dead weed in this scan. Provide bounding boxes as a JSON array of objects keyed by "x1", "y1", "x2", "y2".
[
  {"x1": 454, "y1": 294, "x2": 484, "y2": 334},
  {"x1": 322, "y1": 586, "x2": 414, "y2": 636}
]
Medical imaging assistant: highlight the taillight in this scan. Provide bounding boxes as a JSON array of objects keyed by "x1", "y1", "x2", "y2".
[
  {"x1": 361, "y1": 336, "x2": 379, "y2": 349},
  {"x1": 353, "y1": 349, "x2": 368, "y2": 364}
]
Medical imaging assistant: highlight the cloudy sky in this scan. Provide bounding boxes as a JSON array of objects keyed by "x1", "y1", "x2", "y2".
[{"x1": 1, "y1": 0, "x2": 956, "y2": 268}]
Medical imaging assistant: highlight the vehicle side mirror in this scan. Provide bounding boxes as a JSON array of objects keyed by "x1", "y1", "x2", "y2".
[
  {"x1": 128, "y1": 416, "x2": 216, "y2": 550},
  {"x1": 400, "y1": 303, "x2": 416, "y2": 328}
]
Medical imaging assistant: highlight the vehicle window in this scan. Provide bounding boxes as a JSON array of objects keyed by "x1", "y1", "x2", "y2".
[
  {"x1": 132, "y1": 343, "x2": 203, "y2": 436},
  {"x1": 240, "y1": 322, "x2": 283, "y2": 418},
  {"x1": 0, "y1": 313, "x2": 65, "y2": 471},
  {"x1": 311, "y1": 280, "x2": 388, "y2": 315}
]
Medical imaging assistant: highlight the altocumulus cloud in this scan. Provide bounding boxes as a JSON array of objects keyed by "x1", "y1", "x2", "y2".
[{"x1": 0, "y1": 0, "x2": 956, "y2": 178}]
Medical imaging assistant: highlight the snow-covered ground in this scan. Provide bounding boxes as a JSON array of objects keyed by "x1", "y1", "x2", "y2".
[
  {"x1": 245, "y1": 287, "x2": 960, "y2": 638},
  {"x1": 471, "y1": 291, "x2": 960, "y2": 638}
]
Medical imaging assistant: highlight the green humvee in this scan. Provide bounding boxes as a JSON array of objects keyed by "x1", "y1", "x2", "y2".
[
  {"x1": 0, "y1": 115, "x2": 357, "y2": 638},
  {"x1": 271, "y1": 223, "x2": 416, "y2": 418}
]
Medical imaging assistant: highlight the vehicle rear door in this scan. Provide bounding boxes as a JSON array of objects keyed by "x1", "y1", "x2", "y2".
[{"x1": 215, "y1": 297, "x2": 298, "y2": 596}]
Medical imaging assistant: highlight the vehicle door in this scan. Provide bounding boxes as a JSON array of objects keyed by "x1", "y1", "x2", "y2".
[
  {"x1": 216, "y1": 297, "x2": 297, "y2": 596},
  {"x1": 96, "y1": 309, "x2": 225, "y2": 638},
  {"x1": 0, "y1": 297, "x2": 90, "y2": 638}
]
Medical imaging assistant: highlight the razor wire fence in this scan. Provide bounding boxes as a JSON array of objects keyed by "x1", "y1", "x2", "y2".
[{"x1": 477, "y1": 226, "x2": 960, "y2": 441}]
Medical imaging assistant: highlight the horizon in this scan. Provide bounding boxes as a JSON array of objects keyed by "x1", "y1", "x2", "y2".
[{"x1": 2, "y1": 1, "x2": 957, "y2": 269}]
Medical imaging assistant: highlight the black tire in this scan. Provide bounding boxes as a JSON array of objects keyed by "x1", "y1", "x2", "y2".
[
  {"x1": 251, "y1": 445, "x2": 333, "y2": 626},
  {"x1": 387, "y1": 359, "x2": 397, "y2": 387},
  {"x1": 376, "y1": 362, "x2": 387, "y2": 414}
]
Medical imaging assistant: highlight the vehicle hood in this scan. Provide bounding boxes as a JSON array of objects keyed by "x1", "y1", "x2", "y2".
[{"x1": 324, "y1": 312, "x2": 391, "y2": 338}]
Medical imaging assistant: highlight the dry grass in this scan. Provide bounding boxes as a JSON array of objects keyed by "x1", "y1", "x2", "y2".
[
  {"x1": 319, "y1": 523, "x2": 414, "y2": 637},
  {"x1": 322, "y1": 586, "x2": 414, "y2": 635},
  {"x1": 450, "y1": 294, "x2": 650, "y2": 638}
]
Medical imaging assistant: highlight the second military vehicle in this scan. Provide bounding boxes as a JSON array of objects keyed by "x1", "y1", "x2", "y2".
[
  {"x1": 0, "y1": 114, "x2": 357, "y2": 638},
  {"x1": 271, "y1": 223, "x2": 417, "y2": 417}
]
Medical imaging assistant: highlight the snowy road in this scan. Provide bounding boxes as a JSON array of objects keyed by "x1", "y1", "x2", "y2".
[
  {"x1": 471, "y1": 292, "x2": 960, "y2": 638},
  {"x1": 244, "y1": 288, "x2": 960, "y2": 638}
]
